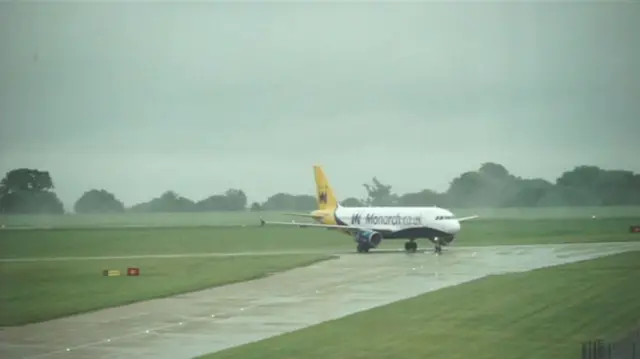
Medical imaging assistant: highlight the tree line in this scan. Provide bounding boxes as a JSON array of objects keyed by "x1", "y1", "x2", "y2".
[{"x1": 1, "y1": 163, "x2": 639, "y2": 214}]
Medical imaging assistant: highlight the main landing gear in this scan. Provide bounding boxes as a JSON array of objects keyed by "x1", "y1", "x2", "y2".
[
  {"x1": 404, "y1": 239, "x2": 418, "y2": 253},
  {"x1": 404, "y1": 238, "x2": 443, "y2": 254},
  {"x1": 357, "y1": 243, "x2": 370, "y2": 253}
]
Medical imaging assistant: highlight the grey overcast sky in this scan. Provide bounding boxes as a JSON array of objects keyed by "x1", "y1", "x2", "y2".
[{"x1": 1, "y1": 1, "x2": 639, "y2": 207}]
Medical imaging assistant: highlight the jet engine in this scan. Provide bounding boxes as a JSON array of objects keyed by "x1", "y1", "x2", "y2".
[
  {"x1": 354, "y1": 230, "x2": 383, "y2": 248},
  {"x1": 429, "y1": 235, "x2": 455, "y2": 246},
  {"x1": 441, "y1": 235, "x2": 456, "y2": 245},
  {"x1": 442, "y1": 236, "x2": 456, "y2": 245}
]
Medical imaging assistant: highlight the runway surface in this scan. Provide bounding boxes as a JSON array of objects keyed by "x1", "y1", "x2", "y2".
[{"x1": 1, "y1": 242, "x2": 639, "y2": 359}]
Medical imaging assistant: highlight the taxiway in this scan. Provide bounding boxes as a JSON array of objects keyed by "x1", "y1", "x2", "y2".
[{"x1": 1, "y1": 242, "x2": 639, "y2": 359}]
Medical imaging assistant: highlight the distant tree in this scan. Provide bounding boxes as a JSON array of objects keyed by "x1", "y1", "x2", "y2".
[
  {"x1": 363, "y1": 177, "x2": 398, "y2": 206},
  {"x1": 0, "y1": 168, "x2": 53, "y2": 193},
  {"x1": 397, "y1": 189, "x2": 445, "y2": 207},
  {"x1": 445, "y1": 163, "x2": 541, "y2": 207},
  {"x1": 443, "y1": 163, "x2": 640, "y2": 207},
  {"x1": 502, "y1": 179, "x2": 554, "y2": 207},
  {"x1": 445, "y1": 171, "x2": 487, "y2": 207},
  {"x1": 195, "y1": 188, "x2": 247, "y2": 211},
  {"x1": 0, "y1": 190, "x2": 65, "y2": 214},
  {"x1": 0, "y1": 168, "x2": 64, "y2": 214},
  {"x1": 341, "y1": 197, "x2": 364, "y2": 207},
  {"x1": 196, "y1": 194, "x2": 229, "y2": 211},
  {"x1": 250, "y1": 202, "x2": 262, "y2": 211},
  {"x1": 255, "y1": 162, "x2": 640, "y2": 210},
  {"x1": 261, "y1": 193, "x2": 316, "y2": 211},
  {"x1": 554, "y1": 166, "x2": 640, "y2": 206},
  {"x1": 478, "y1": 162, "x2": 510, "y2": 179},
  {"x1": 74, "y1": 189, "x2": 125, "y2": 214},
  {"x1": 223, "y1": 189, "x2": 248, "y2": 211},
  {"x1": 129, "y1": 191, "x2": 196, "y2": 212},
  {"x1": 556, "y1": 165, "x2": 603, "y2": 188}
]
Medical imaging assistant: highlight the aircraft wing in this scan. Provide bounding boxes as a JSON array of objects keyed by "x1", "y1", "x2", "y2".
[
  {"x1": 455, "y1": 215, "x2": 479, "y2": 222},
  {"x1": 282, "y1": 212, "x2": 325, "y2": 220},
  {"x1": 260, "y1": 219, "x2": 364, "y2": 232}
]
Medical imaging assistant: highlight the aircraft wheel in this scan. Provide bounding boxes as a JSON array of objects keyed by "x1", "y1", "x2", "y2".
[
  {"x1": 405, "y1": 241, "x2": 417, "y2": 253},
  {"x1": 357, "y1": 243, "x2": 370, "y2": 253}
]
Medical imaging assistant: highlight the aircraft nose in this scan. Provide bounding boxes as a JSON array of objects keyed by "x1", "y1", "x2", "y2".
[{"x1": 450, "y1": 220, "x2": 461, "y2": 233}]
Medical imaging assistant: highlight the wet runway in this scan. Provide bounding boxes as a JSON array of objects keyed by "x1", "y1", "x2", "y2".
[{"x1": 2, "y1": 242, "x2": 639, "y2": 359}]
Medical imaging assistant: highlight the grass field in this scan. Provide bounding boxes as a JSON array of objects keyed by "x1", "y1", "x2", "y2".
[
  {"x1": 0, "y1": 254, "x2": 333, "y2": 326},
  {"x1": 198, "y1": 250, "x2": 640, "y2": 359},
  {"x1": 1, "y1": 214, "x2": 638, "y2": 328},
  {"x1": 1, "y1": 217, "x2": 638, "y2": 259},
  {"x1": 1, "y1": 206, "x2": 639, "y2": 229}
]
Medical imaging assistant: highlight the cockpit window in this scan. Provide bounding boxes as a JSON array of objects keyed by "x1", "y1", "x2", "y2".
[{"x1": 436, "y1": 215, "x2": 454, "y2": 220}]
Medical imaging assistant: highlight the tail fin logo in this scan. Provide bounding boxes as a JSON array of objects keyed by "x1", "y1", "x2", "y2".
[{"x1": 319, "y1": 191, "x2": 328, "y2": 204}]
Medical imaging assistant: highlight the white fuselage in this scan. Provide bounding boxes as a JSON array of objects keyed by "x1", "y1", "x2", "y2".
[{"x1": 326, "y1": 206, "x2": 461, "y2": 238}]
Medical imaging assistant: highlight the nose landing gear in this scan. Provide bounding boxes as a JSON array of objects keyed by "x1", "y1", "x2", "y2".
[
  {"x1": 433, "y1": 237, "x2": 443, "y2": 255},
  {"x1": 403, "y1": 238, "x2": 445, "y2": 254}
]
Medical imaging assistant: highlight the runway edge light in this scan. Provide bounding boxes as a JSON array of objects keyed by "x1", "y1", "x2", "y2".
[
  {"x1": 102, "y1": 269, "x2": 121, "y2": 277},
  {"x1": 127, "y1": 267, "x2": 140, "y2": 276}
]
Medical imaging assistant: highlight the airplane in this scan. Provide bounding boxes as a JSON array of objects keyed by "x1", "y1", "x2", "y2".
[{"x1": 260, "y1": 165, "x2": 479, "y2": 254}]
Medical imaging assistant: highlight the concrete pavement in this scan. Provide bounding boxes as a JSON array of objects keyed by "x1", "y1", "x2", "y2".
[{"x1": 2, "y1": 241, "x2": 639, "y2": 359}]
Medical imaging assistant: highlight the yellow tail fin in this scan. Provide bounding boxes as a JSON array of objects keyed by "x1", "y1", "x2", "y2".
[{"x1": 313, "y1": 165, "x2": 339, "y2": 210}]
